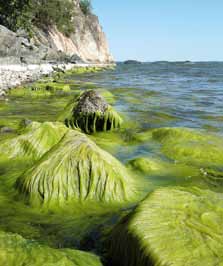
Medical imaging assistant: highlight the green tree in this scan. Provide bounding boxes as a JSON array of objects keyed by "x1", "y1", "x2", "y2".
[
  {"x1": 0, "y1": 0, "x2": 75, "y2": 36},
  {"x1": 80, "y1": 0, "x2": 92, "y2": 15}
]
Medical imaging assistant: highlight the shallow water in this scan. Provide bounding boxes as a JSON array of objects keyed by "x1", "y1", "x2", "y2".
[
  {"x1": 0, "y1": 62, "x2": 223, "y2": 263},
  {"x1": 75, "y1": 62, "x2": 223, "y2": 132}
]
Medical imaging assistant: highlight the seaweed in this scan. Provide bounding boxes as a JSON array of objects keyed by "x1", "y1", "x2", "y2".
[
  {"x1": 16, "y1": 130, "x2": 136, "y2": 208},
  {"x1": 0, "y1": 230, "x2": 102, "y2": 266},
  {"x1": 109, "y1": 187, "x2": 223, "y2": 266},
  {"x1": 0, "y1": 122, "x2": 68, "y2": 161}
]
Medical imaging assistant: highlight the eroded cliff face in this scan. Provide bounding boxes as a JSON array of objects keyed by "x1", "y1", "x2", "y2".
[{"x1": 0, "y1": 0, "x2": 114, "y2": 64}]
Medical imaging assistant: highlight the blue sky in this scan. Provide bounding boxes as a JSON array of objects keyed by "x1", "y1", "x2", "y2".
[{"x1": 92, "y1": 0, "x2": 223, "y2": 61}]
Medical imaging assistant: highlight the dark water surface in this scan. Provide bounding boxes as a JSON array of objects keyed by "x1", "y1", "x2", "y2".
[{"x1": 0, "y1": 62, "x2": 223, "y2": 261}]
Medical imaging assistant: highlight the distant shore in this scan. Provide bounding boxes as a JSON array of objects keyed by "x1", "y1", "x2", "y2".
[{"x1": 0, "y1": 63, "x2": 115, "y2": 98}]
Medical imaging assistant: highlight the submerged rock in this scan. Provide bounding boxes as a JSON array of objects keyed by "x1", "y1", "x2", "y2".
[
  {"x1": 62, "y1": 90, "x2": 122, "y2": 133},
  {"x1": 150, "y1": 127, "x2": 223, "y2": 186},
  {"x1": 9, "y1": 82, "x2": 71, "y2": 97},
  {"x1": 0, "y1": 122, "x2": 68, "y2": 160},
  {"x1": 17, "y1": 130, "x2": 135, "y2": 207},
  {"x1": 109, "y1": 186, "x2": 223, "y2": 266},
  {"x1": 0, "y1": 230, "x2": 102, "y2": 266},
  {"x1": 151, "y1": 127, "x2": 223, "y2": 166}
]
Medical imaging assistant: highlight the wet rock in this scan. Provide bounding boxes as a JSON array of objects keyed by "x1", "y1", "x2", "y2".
[
  {"x1": 62, "y1": 90, "x2": 122, "y2": 133},
  {"x1": 0, "y1": 126, "x2": 14, "y2": 134}
]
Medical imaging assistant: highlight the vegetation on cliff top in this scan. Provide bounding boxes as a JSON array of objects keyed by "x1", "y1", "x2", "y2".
[{"x1": 0, "y1": 0, "x2": 92, "y2": 36}]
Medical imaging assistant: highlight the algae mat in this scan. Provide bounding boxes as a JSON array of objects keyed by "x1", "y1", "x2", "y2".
[
  {"x1": 0, "y1": 230, "x2": 102, "y2": 266},
  {"x1": 109, "y1": 187, "x2": 223, "y2": 266}
]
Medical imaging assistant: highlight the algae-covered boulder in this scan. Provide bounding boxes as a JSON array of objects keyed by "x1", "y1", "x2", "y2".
[
  {"x1": 109, "y1": 187, "x2": 223, "y2": 266},
  {"x1": 0, "y1": 230, "x2": 102, "y2": 266},
  {"x1": 127, "y1": 157, "x2": 167, "y2": 174},
  {"x1": 0, "y1": 122, "x2": 68, "y2": 160},
  {"x1": 17, "y1": 130, "x2": 135, "y2": 207},
  {"x1": 61, "y1": 90, "x2": 122, "y2": 133},
  {"x1": 152, "y1": 127, "x2": 223, "y2": 167}
]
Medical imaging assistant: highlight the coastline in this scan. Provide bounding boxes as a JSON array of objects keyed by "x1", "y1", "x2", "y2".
[{"x1": 0, "y1": 62, "x2": 115, "y2": 98}]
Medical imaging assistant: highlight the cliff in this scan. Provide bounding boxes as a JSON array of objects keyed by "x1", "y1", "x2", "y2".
[{"x1": 0, "y1": 0, "x2": 114, "y2": 64}]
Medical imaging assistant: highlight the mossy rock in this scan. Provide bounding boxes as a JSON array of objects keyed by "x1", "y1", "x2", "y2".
[
  {"x1": 17, "y1": 130, "x2": 136, "y2": 207},
  {"x1": 0, "y1": 122, "x2": 68, "y2": 161},
  {"x1": 64, "y1": 66, "x2": 108, "y2": 76},
  {"x1": 152, "y1": 127, "x2": 223, "y2": 167},
  {"x1": 109, "y1": 186, "x2": 223, "y2": 266},
  {"x1": 127, "y1": 157, "x2": 167, "y2": 174},
  {"x1": 59, "y1": 90, "x2": 122, "y2": 134},
  {"x1": 0, "y1": 230, "x2": 102, "y2": 266}
]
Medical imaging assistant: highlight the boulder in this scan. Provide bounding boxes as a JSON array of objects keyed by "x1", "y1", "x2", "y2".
[
  {"x1": 16, "y1": 130, "x2": 136, "y2": 207},
  {"x1": 109, "y1": 186, "x2": 223, "y2": 266},
  {"x1": 0, "y1": 122, "x2": 68, "y2": 161},
  {"x1": 62, "y1": 90, "x2": 122, "y2": 133}
]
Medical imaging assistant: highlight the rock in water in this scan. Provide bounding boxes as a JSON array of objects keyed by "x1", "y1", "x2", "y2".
[
  {"x1": 0, "y1": 122, "x2": 68, "y2": 161},
  {"x1": 16, "y1": 130, "x2": 135, "y2": 207},
  {"x1": 151, "y1": 127, "x2": 223, "y2": 166},
  {"x1": 109, "y1": 187, "x2": 223, "y2": 266},
  {"x1": 63, "y1": 90, "x2": 122, "y2": 133},
  {"x1": 151, "y1": 127, "x2": 223, "y2": 186},
  {"x1": 123, "y1": 60, "x2": 142, "y2": 65},
  {"x1": 0, "y1": 231, "x2": 102, "y2": 266}
]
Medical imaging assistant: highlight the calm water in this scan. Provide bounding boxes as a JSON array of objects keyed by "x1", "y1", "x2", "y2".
[{"x1": 76, "y1": 62, "x2": 223, "y2": 133}]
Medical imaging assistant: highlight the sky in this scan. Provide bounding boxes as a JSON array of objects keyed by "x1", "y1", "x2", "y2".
[{"x1": 92, "y1": 0, "x2": 223, "y2": 62}]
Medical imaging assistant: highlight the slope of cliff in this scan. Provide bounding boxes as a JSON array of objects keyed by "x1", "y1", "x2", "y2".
[{"x1": 0, "y1": 0, "x2": 114, "y2": 64}]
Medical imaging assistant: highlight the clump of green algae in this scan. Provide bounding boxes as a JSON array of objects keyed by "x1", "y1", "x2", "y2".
[
  {"x1": 0, "y1": 230, "x2": 102, "y2": 266},
  {"x1": 16, "y1": 129, "x2": 136, "y2": 208},
  {"x1": 109, "y1": 186, "x2": 223, "y2": 266}
]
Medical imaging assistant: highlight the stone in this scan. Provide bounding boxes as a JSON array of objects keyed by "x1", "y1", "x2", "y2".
[
  {"x1": 0, "y1": 122, "x2": 68, "y2": 161},
  {"x1": 0, "y1": 230, "x2": 102, "y2": 266},
  {"x1": 109, "y1": 187, "x2": 223, "y2": 266},
  {"x1": 61, "y1": 90, "x2": 122, "y2": 133},
  {"x1": 16, "y1": 130, "x2": 136, "y2": 207}
]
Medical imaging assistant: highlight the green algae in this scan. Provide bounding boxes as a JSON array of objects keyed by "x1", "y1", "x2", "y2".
[
  {"x1": 0, "y1": 122, "x2": 68, "y2": 161},
  {"x1": 0, "y1": 230, "x2": 102, "y2": 266},
  {"x1": 9, "y1": 82, "x2": 72, "y2": 98},
  {"x1": 109, "y1": 186, "x2": 223, "y2": 266},
  {"x1": 60, "y1": 66, "x2": 113, "y2": 79},
  {"x1": 152, "y1": 127, "x2": 223, "y2": 168},
  {"x1": 17, "y1": 130, "x2": 136, "y2": 208},
  {"x1": 1, "y1": 64, "x2": 222, "y2": 265}
]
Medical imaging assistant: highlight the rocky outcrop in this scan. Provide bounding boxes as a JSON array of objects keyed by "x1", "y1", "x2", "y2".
[{"x1": 0, "y1": 0, "x2": 113, "y2": 65}]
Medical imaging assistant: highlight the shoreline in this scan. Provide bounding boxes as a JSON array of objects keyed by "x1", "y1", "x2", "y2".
[{"x1": 0, "y1": 62, "x2": 115, "y2": 98}]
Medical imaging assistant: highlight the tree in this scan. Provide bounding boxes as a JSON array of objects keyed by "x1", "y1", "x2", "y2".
[
  {"x1": 0, "y1": 0, "x2": 75, "y2": 36},
  {"x1": 80, "y1": 0, "x2": 92, "y2": 15}
]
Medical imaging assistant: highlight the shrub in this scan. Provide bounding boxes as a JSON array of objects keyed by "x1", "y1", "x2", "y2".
[
  {"x1": 0, "y1": 0, "x2": 75, "y2": 36},
  {"x1": 80, "y1": 0, "x2": 92, "y2": 15}
]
